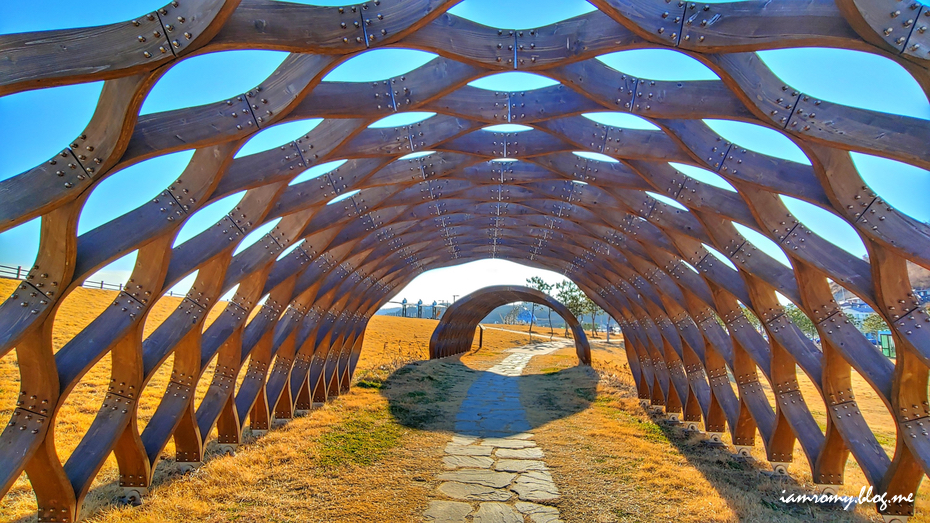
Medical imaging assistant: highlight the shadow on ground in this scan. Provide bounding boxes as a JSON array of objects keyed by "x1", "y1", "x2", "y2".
[
  {"x1": 373, "y1": 355, "x2": 599, "y2": 437},
  {"x1": 371, "y1": 350, "x2": 877, "y2": 522},
  {"x1": 632, "y1": 411, "x2": 875, "y2": 522}
]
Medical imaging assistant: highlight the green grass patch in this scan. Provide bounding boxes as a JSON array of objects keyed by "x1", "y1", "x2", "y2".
[
  {"x1": 222, "y1": 500, "x2": 258, "y2": 521},
  {"x1": 637, "y1": 420, "x2": 669, "y2": 443},
  {"x1": 598, "y1": 457, "x2": 645, "y2": 478},
  {"x1": 875, "y1": 431, "x2": 896, "y2": 450},
  {"x1": 609, "y1": 409, "x2": 670, "y2": 444},
  {"x1": 380, "y1": 360, "x2": 464, "y2": 428},
  {"x1": 388, "y1": 403, "x2": 442, "y2": 428},
  {"x1": 355, "y1": 379, "x2": 383, "y2": 389},
  {"x1": 612, "y1": 505, "x2": 647, "y2": 521},
  {"x1": 405, "y1": 390, "x2": 428, "y2": 401},
  {"x1": 574, "y1": 386, "x2": 596, "y2": 402},
  {"x1": 316, "y1": 408, "x2": 403, "y2": 468}
]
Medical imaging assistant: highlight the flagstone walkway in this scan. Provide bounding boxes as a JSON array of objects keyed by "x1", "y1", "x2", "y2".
[{"x1": 423, "y1": 340, "x2": 571, "y2": 523}]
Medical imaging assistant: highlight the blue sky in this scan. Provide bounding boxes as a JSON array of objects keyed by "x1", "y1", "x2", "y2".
[{"x1": 1, "y1": 0, "x2": 929, "y2": 302}]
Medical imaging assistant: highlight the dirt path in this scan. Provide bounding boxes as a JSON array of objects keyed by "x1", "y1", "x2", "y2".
[
  {"x1": 423, "y1": 341, "x2": 571, "y2": 523},
  {"x1": 479, "y1": 326, "x2": 617, "y2": 345},
  {"x1": 479, "y1": 326, "x2": 571, "y2": 341}
]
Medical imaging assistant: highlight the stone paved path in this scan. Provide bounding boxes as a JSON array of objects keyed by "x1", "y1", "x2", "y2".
[{"x1": 424, "y1": 341, "x2": 570, "y2": 523}]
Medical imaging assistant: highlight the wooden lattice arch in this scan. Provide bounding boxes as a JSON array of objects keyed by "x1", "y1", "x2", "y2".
[
  {"x1": 428, "y1": 285, "x2": 591, "y2": 362},
  {"x1": 2, "y1": 0, "x2": 930, "y2": 520}
]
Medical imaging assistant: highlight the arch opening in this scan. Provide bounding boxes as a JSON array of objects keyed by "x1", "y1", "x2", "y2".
[{"x1": 429, "y1": 285, "x2": 591, "y2": 365}]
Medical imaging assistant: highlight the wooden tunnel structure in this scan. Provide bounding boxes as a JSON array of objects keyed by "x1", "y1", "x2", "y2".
[
  {"x1": 428, "y1": 285, "x2": 591, "y2": 363},
  {"x1": 1, "y1": 0, "x2": 930, "y2": 520}
]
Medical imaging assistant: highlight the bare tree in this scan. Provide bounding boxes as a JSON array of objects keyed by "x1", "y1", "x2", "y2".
[
  {"x1": 526, "y1": 276, "x2": 554, "y2": 341},
  {"x1": 555, "y1": 280, "x2": 587, "y2": 337}
]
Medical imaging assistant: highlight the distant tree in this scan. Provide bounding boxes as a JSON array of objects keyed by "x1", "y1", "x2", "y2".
[
  {"x1": 582, "y1": 300, "x2": 602, "y2": 337},
  {"x1": 862, "y1": 313, "x2": 889, "y2": 337},
  {"x1": 845, "y1": 312, "x2": 862, "y2": 330},
  {"x1": 554, "y1": 280, "x2": 601, "y2": 337},
  {"x1": 740, "y1": 306, "x2": 763, "y2": 333},
  {"x1": 526, "y1": 276, "x2": 552, "y2": 294},
  {"x1": 503, "y1": 304, "x2": 521, "y2": 325},
  {"x1": 555, "y1": 280, "x2": 586, "y2": 336},
  {"x1": 783, "y1": 304, "x2": 817, "y2": 339},
  {"x1": 526, "y1": 276, "x2": 554, "y2": 339}
]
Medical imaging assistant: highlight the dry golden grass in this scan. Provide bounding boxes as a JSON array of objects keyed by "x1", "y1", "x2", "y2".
[
  {"x1": 0, "y1": 278, "x2": 230, "y2": 521},
  {"x1": 0, "y1": 279, "x2": 924, "y2": 522},
  {"x1": 87, "y1": 378, "x2": 454, "y2": 523},
  {"x1": 354, "y1": 316, "x2": 436, "y2": 368},
  {"x1": 0, "y1": 284, "x2": 545, "y2": 523},
  {"x1": 522, "y1": 343, "x2": 929, "y2": 522},
  {"x1": 88, "y1": 317, "x2": 504, "y2": 523},
  {"x1": 351, "y1": 316, "x2": 540, "y2": 377},
  {"x1": 480, "y1": 321, "x2": 617, "y2": 341}
]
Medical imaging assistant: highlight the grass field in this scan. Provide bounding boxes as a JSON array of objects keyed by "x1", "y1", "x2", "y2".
[
  {"x1": 0, "y1": 278, "x2": 925, "y2": 522},
  {"x1": 0, "y1": 278, "x2": 540, "y2": 522},
  {"x1": 519, "y1": 343, "x2": 927, "y2": 522}
]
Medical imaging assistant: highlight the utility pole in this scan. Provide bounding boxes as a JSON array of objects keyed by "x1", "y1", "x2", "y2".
[{"x1": 453, "y1": 295, "x2": 459, "y2": 303}]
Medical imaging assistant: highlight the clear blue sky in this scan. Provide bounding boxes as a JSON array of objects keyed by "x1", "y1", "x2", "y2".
[{"x1": 1, "y1": 0, "x2": 928, "y2": 302}]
